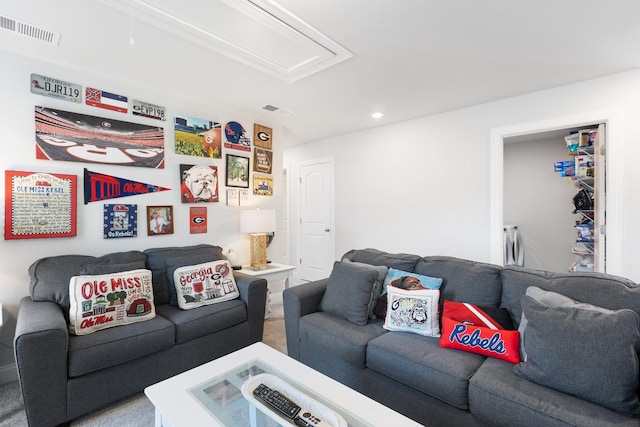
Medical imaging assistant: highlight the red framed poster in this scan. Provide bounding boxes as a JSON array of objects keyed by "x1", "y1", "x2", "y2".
[{"x1": 5, "y1": 170, "x2": 77, "y2": 239}]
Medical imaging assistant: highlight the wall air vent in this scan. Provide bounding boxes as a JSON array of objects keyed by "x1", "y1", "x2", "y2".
[
  {"x1": 261, "y1": 104, "x2": 294, "y2": 117},
  {"x1": 0, "y1": 15, "x2": 61, "y2": 45}
]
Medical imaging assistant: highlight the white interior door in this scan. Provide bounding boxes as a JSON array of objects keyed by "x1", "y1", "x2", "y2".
[{"x1": 297, "y1": 159, "x2": 335, "y2": 281}]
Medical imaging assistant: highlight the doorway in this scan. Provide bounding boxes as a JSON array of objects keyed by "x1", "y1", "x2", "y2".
[
  {"x1": 489, "y1": 111, "x2": 623, "y2": 275},
  {"x1": 503, "y1": 126, "x2": 601, "y2": 273},
  {"x1": 295, "y1": 158, "x2": 335, "y2": 282}
]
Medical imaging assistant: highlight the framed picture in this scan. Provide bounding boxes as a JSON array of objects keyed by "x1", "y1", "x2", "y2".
[
  {"x1": 147, "y1": 205, "x2": 174, "y2": 235},
  {"x1": 4, "y1": 170, "x2": 77, "y2": 239},
  {"x1": 253, "y1": 124, "x2": 273, "y2": 149},
  {"x1": 180, "y1": 164, "x2": 219, "y2": 203},
  {"x1": 103, "y1": 204, "x2": 137, "y2": 239},
  {"x1": 253, "y1": 175, "x2": 273, "y2": 196},
  {"x1": 226, "y1": 154, "x2": 250, "y2": 188},
  {"x1": 174, "y1": 115, "x2": 221, "y2": 158}
]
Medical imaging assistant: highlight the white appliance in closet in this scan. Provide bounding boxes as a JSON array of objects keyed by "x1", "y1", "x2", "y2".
[{"x1": 503, "y1": 225, "x2": 524, "y2": 266}]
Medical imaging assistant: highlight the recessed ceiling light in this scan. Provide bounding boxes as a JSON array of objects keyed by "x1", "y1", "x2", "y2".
[{"x1": 371, "y1": 112, "x2": 384, "y2": 119}]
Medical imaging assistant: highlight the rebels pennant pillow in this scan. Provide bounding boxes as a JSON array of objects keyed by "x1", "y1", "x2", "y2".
[{"x1": 439, "y1": 300, "x2": 520, "y2": 364}]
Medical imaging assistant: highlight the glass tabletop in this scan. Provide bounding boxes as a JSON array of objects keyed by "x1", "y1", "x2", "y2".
[{"x1": 188, "y1": 359, "x2": 373, "y2": 427}]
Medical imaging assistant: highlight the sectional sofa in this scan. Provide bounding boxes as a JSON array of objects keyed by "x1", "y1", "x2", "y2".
[
  {"x1": 283, "y1": 248, "x2": 640, "y2": 426},
  {"x1": 14, "y1": 244, "x2": 267, "y2": 427}
]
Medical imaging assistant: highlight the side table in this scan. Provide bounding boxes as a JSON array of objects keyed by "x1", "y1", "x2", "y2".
[{"x1": 238, "y1": 263, "x2": 295, "y2": 318}]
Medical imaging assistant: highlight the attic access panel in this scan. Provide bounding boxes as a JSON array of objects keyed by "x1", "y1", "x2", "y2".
[{"x1": 98, "y1": 0, "x2": 352, "y2": 83}]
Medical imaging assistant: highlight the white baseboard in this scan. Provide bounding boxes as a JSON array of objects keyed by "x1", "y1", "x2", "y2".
[{"x1": 0, "y1": 363, "x2": 18, "y2": 385}]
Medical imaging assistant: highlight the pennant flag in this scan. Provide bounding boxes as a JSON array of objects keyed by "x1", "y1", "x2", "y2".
[
  {"x1": 84, "y1": 169, "x2": 170, "y2": 204},
  {"x1": 85, "y1": 87, "x2": 128, "y2": 113}
]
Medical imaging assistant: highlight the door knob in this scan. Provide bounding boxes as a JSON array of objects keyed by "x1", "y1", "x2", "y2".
[{"x1": 325, "y1": 228, "x2": 330, "y2": 232}]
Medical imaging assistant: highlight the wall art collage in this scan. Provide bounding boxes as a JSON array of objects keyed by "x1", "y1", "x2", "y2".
[{"x1": 5, "y1": 73, "x2": 275, "y2": 240}]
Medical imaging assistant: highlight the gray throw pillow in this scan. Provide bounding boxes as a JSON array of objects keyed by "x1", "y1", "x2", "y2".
[
  {"x1": 513, "y1": 286, "x2": 640, "y2": 416},
  {"x1": 342, "y1": 258, "x2": 388, "y2": 319},
  {"x1": 320, "y1": 261, "x2": 380, "y2": 326}
]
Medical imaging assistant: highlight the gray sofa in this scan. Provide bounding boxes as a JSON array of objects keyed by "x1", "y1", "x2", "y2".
[
  {"x1": 14, "y1": 244, "x2": 267, "y2": 427},
  {"x1": 284, "y1": 248, "x2": 640, "y2": 427}
]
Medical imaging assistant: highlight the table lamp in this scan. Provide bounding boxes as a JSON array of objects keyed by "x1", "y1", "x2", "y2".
[{"x1": 240, "y1": 208, "x2": 276, "y2": 270}]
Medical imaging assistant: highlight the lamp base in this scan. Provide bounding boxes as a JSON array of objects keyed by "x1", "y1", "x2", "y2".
[{"x1": 249, "y1": 233, "x2": 268, "y2": 270}]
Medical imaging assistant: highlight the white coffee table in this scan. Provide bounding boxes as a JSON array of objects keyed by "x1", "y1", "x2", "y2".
[{"x1": 145, "y1": 342, "x2": 421, "y2": 427}]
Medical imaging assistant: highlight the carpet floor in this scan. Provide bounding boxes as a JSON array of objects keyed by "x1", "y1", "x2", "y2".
[{"x1": 0, "y1": 303, "x2": 286, "y2": 427}]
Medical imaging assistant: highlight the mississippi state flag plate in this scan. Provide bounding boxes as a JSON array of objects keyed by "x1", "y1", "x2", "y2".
[{"x1": 439, "y1": 300, "x2": 520, "y2": 364}]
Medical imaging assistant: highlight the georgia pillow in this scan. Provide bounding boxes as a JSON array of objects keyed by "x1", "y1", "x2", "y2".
[
  {"x1": 439, "y1": 300, "x2": 520, "y2": 363},
  {"x1": 513, "y1": 286, "x2": 640, "y2": 416},
  {"x1": 383, "y1": 286, "x2": 440, "y2": 337},
  {"x1": 69, "y1": 269, "x2": 155, "y2": 335},
  {"x1": 172, "y1": 260, "x2": 239, "y2": 310}
]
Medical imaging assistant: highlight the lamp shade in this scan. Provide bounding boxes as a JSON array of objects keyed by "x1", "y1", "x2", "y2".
[{"x1": 240, "y1": 209, "x2": 276, "y2": 233}]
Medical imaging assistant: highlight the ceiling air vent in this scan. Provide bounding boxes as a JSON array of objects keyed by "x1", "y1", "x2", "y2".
[
  {"x1": 261, "y1": 104, "x2": 294, "y2": 117},
  {"x1": 0, "y1": 15, "x2": 61, "y2": 46}
]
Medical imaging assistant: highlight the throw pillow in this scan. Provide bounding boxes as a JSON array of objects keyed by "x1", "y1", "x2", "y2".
[
  {"x1": 382, "y1": 268, "x2": 443, "y2": 293},
  {"x1": 439, "y1": 300, "x2": 520, "y2": 363},
  {"x1": 319, "y1": 261, "x2": 380, "y2": 326},
  {"x1": 375, "y1": 268, "x2": 443, "y2": 319},
  {"x1": 513, "y1": 286, "x2": 640, "y2": 416},
  {"x1": 166, "y1": 253, "x2": 219, "y2": 306},
  {"x1": 342, "y1": 259, "x2": 388, "y2": 319},
  {"x1": 172, "y1": 260, "x2": 239, "y2": 310},
  {"x1": 383, "y1": 286, "x2": 440, "y2": 337},
  {"x1": 68, "y1": 269, "x2": 155, "y2": 335}
]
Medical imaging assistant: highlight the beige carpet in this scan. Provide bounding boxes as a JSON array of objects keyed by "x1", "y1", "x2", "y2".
[{"x1": 0, "y1": 303, "x2": 286, "y2": 427}]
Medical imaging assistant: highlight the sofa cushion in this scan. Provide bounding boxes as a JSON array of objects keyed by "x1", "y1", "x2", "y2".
[
  {"x1": 415, "y1": 256, "x2": 503, "y2": 308},
  {"x1": 144, "y1": 244, "x2": 225, "y2": 305},
  {"x1": 68, "y1": 315, "x2": 174, "y2": 377},
  {"x1": 342, "y1": 259, "x2": 388, "y2": 319},
  {"x1": 367, "y1": 331, "x2": 485, "y2": 410},
  {"x1": 156, "y1": 298, "x2": 247, "y2": 344},
  {"x1": 78, "y1": 261, "x2": 146, "y2": 275},
  {"x1": 470, "y1": 357, "x2": 640, "y2": 427},
  {"x1": 299, "y1": 312, "x2": 386, "y2": 367},
  {"x1": 383, "y1": 286, "x2": 440, "y2": 337},
  {"x1": 341, "y1": 248, "x2": 421, "y2": 272},
  {"x1": 29, "y1": 251, "x2": 147, "y2": 318},
  {"x1": 320, "y1": 261, "x2": 380, "y2": 326},
  {"x1": 500, "y1": 266, "x2": 640, "y2": 327},
  {"x1": 172, "y1": 260, "x2": 239, "y2": 310},
  {"x1": 513, "y1": 287, "x2": 640, "y2": 416},
  {"x1": 68, "y1": 269, "x2": 156, "y2": 335}
]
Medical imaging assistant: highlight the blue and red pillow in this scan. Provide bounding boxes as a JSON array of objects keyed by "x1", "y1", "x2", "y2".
[{"x1": 439, "y1": 300, "x2": 520, "y2": 364}]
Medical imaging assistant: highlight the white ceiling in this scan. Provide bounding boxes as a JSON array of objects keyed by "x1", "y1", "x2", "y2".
[{"x1": 2, "y1": 0, "x2": 640, "y2": 148}]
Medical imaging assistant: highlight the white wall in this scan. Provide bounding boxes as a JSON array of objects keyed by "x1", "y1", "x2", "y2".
[
  {"x1": 0, "y1": 50, "x2": 285, "y2": 382},
  {"x1": 284, "y1": 68, "x2": 640, "y2": 283},
  {"x1": 503, "y1": 137, "x2": 577, "y2": 272}
]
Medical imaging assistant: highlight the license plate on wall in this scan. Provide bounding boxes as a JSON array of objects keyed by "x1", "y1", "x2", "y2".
[{"x1": 30, "y1": 73, "x2": 82, "y2": 103}]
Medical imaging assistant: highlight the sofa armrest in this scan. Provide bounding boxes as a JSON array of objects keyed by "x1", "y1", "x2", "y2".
[
  {"x1": 283, "y1": 278, "x2": 328, "y2": 360},
  {"x1": 14, "y1": 297, "x2": 69, "y2": 427},
  {"x1": 235, "y1": 273, "x2": 268, "y2": 343}
]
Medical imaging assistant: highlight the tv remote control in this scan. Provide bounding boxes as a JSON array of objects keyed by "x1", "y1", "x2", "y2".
[
  {"x1": 253, "y1": 383, "x2": 301, "y2": 419},
  {"x1": 294, "y1": 411, "x2": 332, "y2": 427}
]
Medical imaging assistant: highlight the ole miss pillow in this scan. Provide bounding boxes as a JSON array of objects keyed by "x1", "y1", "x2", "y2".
[{"x1": 439, "y1": 300, "x2": 520, "y2": 364}]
